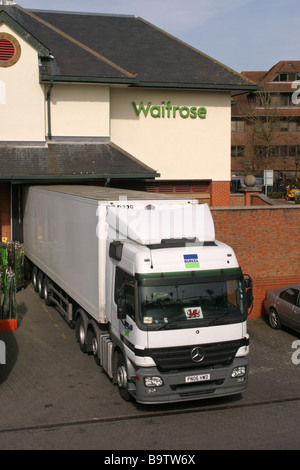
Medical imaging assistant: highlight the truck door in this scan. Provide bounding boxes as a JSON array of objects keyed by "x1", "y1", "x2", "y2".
[{"x1": 115, "y1": 267, "x2": 143, "y2": 350}]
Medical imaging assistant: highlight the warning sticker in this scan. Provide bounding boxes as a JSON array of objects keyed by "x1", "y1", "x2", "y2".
[{"x1": 183, "y1": 254, "x2": 199, "y2": 268}]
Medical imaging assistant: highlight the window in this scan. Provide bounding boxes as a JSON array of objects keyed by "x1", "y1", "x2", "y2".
[
  {"x1": 255, "y1": 146, "x2": 267, "y2": 158},
  {"x1": 114, "y1": 267, "x2": 136, "y2": 320},
  {"x1": 138, "y1": 270, "x2": 246, "y2": 329},
  {"x1": 231, "y1": 120, "x2": 245, "y2": 132},
  {"x1": 280, "y1": 121, "x2": 298, "y2": 132},
  {"x1": 279, "y1": 288, "x2": 300, "y2": 306},
  {"x1": 231, "y1": 146, "x2": 245, "y2": 158},
  {"x1": 255, "y1": 92, "x2": 300, "y2": 108},
  {"x1": 273, "y1": 73, "x2": 300, "y2": 82},
  {"x1": 256, "y1": 145, "x2": 300, "y2": 159}
]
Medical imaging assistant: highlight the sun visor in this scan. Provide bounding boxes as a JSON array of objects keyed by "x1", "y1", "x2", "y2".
[{"x1": 106, "y1": 204, "x2": 215, "y2": 245}]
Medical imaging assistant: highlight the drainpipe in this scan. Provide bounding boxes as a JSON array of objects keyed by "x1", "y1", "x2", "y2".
[{"x1": 46, "y1": 78, "x2": 53, "y2": 140}]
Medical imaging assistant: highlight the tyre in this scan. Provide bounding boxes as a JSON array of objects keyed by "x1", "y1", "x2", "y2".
[
  {"x1": 32, "y1": 266, "x2": 39, "y2": 292},
  {"x1": 37, "y1": 271, "x2": 44, "y2": 299},
  {"x1": 43, "y1": 277, "x2": 52, "y2": 306},
  {"x1": 75, "y1": 312, "x2": 87, "y2": 352},
  {"x1": 87, "y1": 327, "x2": 100, "y2": 365},
  {"x1": 116, "y1": 351, "x2": 131, "y2": 402},
  {"x1": 269, "y1": 308, "x2": 281, "y2": 329}
]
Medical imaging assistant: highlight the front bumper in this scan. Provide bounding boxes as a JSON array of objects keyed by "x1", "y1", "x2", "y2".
[{"x1": 133, "y1": 357, "x2": 248, "y2": 404}]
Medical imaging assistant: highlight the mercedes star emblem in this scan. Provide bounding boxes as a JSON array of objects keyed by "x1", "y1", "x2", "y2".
[{"x1": 190, "y1": 346, "x2": 205, "y2": 362}]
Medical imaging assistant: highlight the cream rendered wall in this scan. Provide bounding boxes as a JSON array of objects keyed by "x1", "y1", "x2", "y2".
[
  {"x1": 110, "y1": 88, "x2": 231, "y2": 181},
  {"x1": 50, "y1": 84, "x2": 110, "y2": 137},
  {"x1": 0, "y1": 24, "x2": 45, "y2": 141}
]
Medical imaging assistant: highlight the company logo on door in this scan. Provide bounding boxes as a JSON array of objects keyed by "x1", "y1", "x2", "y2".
[{"x1": 132, "y1": 101, "x2": 207, "y2": 119}]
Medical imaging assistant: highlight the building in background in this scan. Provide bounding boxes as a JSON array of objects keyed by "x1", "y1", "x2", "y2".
[
  {"x1": 231, "y1": 61, "x2": 300, "y2": 188},
  {"x1": 0, "y1": 2, "x2": 257, "y2": 240}
]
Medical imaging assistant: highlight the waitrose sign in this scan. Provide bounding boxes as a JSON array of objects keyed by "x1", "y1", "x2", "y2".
[{"x1": 132, "y1": 101, "x2": 207, "y2": 119}]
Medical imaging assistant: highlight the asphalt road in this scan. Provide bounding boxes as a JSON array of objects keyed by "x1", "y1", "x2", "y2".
[{"x1": 0, "y1": 284, "x2": 299, "y2": 451}]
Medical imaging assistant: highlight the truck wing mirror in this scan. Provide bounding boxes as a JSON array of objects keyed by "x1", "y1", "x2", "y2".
[
  {"x1": 243, "y1": 274, "x2": 253, "y2": 313},
  {"x1": 116, "y1": 289, "x2": 127, "y2": 320}
]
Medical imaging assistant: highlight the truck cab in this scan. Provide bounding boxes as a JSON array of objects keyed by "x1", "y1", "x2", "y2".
[{"x1": 107, "y1": 235, "x2": 251, "y2": 404}]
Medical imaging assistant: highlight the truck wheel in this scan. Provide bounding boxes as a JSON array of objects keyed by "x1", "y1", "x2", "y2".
[
  {"x1": 87, "y1": 327, "x2": 100, "y2": 365},
  {"x1": 116, "y1": 352, "x2": 131, "y2": 402},
  {"x1": 32, "y1": 266, "x2": 39, "y2": 292},
  {"x1": 38, "y1": 272, "x2": 44, "y2": 299},
  {"x1": 43, "y1": 278, "x2": 52, "y2": 306},
  {"x1": 269, "y1": 308, "x2": 281, "y2": 329},
  {"x1": 75, "y1": 313, "x2": 86, "y2": 353}
]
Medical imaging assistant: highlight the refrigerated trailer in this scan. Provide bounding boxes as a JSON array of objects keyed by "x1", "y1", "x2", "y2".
[{"x1": 23, "y1": 185, "x2": 252, "y2": 404}]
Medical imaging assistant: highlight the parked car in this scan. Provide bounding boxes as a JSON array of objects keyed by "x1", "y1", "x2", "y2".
[{"x1": 264, "y1": 285, "x2": 300, "y2": 333}]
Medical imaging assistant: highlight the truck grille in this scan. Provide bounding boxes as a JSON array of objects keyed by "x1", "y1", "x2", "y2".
[{"x1": 147, "y1": 339, "x2": 247, "y2": 372}]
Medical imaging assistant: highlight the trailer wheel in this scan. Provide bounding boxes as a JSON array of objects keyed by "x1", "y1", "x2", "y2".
[
  {"x1": 116, "y1": 352, "x2": 131, "y2": 402},
  {"x1": 43, "y1": 277, "x2": 52, "y2": 306},
  {"x1": 32, "y1": 266, "x2": 39, "y2": 292},
  {"x1": 38, "y1": 272, "x2": 44, "y2": 299},
  {"x1": 75, "y1": 312, "x2": 87, "y2": 353}
]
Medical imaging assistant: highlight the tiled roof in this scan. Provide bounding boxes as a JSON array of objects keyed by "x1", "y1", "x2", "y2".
[
  {"x1": 0, "y1": 141, "x2": 159, "y2": 181},
  {"x1": 0, "y1": 4, "x2": 258, "y2": 91}
]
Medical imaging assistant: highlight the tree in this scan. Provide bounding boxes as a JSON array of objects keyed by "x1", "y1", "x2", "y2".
[{"x1": 244, "y1": 85, "x2": 297, "y2": 173}]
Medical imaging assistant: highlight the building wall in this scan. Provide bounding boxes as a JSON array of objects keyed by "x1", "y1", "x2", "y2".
[
  {"x1": 49, "y1": 84, "x2": 110, "y2": 137},
  {"x1": 110, "y1": 88, "x2": 231, "y2": 181},
  {"x1": 211, "y1": 205, "x2": 300, "y2": 318},
  {"x1": 0, "y1": 24, "x2": 45, "y2": 141}
]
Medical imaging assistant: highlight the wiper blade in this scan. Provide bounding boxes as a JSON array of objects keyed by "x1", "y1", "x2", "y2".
[
  {"x1": 207, "y1": 310, "x2": 234, "y2": 326},
  {"x1": 157, "y1": 316, "x2": 184, "y2": 330}
]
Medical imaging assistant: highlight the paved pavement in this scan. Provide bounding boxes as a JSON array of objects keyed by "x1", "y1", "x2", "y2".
[{"x1": 0, "y1": 283, "x2": 299, "y2": 449}]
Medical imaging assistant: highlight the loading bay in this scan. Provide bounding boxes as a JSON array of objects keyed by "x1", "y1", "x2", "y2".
[{"x1": 0, "y1": 284, "x2": 299, "y2": 450}]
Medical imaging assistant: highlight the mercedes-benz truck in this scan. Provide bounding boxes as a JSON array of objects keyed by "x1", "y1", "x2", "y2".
[{"x1": 23, "y1": 185, "x2": 252, "y2": 404}]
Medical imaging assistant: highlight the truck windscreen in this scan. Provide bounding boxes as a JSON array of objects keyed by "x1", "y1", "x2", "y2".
[{"x1": 137, "y1": 271, "x2": 246, "y2": 330}]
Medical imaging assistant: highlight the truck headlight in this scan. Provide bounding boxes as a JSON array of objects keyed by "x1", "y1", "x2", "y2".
[
  {"x1": 231, "y1": 366, "x2": 246, "y2": 378},
  {"x1": 144, "y1": 376, "x2": 164, "y2": 387}
]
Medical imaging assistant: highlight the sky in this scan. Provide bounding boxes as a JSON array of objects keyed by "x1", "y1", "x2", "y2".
[{"x1": 10, "y1": 0, "x2": 300, "y2": 73}]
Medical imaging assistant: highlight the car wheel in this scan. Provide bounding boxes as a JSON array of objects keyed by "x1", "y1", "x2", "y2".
[{"x1": 269, "y1": 308, "x2": 281, "y2": 329}]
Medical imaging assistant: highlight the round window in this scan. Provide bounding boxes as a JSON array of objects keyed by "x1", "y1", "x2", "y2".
[{"x1": 0, "y1": 33, "x2": 21, "y2": 67}]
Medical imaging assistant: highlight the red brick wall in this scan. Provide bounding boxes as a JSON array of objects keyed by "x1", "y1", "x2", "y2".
[
  {"x1": 210, "y1": 181, "x2": 231, "y2": 206},
  {"x1": 211, "y1": 205, "x2": 300, "y2": 318},
  {"x1": 0, "y1": 183, "x2": 10, "y2": 241},
  {"x1": 230, "y1": 194, "x2": 245, "y2": 206}
]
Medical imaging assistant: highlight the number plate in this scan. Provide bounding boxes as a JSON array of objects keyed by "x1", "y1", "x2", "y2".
[{"x1": 185, "y1": 373, "x2": 210, "y2": 383}]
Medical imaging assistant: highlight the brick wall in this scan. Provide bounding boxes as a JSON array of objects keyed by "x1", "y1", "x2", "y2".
[
  {"x1": 210, "y1": 181, "x2": 231, "y2": 206},
  {"x1": 230, "y1": 194, "x2": 245, "y2": 206},
  {"x1": 211, "y1": 205, "x2": 300, "y2": 318},
  {"x1": 0, "y1": 183, "x2": 10, "y2": 240}
]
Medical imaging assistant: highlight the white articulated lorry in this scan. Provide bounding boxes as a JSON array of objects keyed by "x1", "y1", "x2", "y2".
[{"x1": 23, "y1": 185, "x2": 253, "y2": 404}]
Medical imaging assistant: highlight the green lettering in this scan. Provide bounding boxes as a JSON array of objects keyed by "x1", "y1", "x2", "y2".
[
  {"x1": 190, "y1": 106, "x2": 197, "y2": 119},
  {"x1": 173, "y1": 106, "x2": 179, "y2": 118},
  {"x1": 166, "y1": 101, "x2": 172, "y2": 118},
  {"x1": 198, "y1": 107, "x2": 207, "y2": 119},
  {"x1": 132, "y1": 101, "x2": 207, "y2": 119},
  {"x1": 179, "y1": 106, "x2": 189, "y2": 118},
  {"x1": 150, "y1": 105, "x2": 161, "y2": 118},
  {"x1": 132, "y1": 101, "x2": 151, "y2": 117}
]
